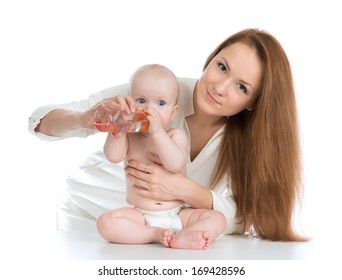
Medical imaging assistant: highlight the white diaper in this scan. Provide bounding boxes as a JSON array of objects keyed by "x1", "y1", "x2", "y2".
[{"x1": 136, "y1": 205, "x2": 187, "y2": 235}]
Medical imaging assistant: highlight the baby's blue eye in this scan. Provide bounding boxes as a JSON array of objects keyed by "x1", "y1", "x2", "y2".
[
  {"x1": 136, "y1": 98, "x2": 146, "y2": 104},
  {"x1": 157, "y1": 100, "x2": 166, "y2": 106}
]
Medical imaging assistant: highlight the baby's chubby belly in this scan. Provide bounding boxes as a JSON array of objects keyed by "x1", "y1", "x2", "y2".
[{"x1": 126, "y1": 185, "x2": 184, "y2": 211}]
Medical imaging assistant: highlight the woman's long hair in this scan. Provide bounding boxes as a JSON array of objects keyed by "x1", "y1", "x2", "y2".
[{"x1": 207, "y1": 29, "x2": 306, "y2": 241}]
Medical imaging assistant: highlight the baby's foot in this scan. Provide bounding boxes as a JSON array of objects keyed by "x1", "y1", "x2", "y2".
[
  {"x1": 170, "y1": 230, "x2": 212, "y2": 250},
  {"x1": 158, "y1": 229, "x2": 173, "y2": 248}
]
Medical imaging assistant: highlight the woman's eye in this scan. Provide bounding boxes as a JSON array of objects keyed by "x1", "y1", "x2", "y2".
[
  {"x1": 136, "y1": 98, "x2": 146, "y2": 104},
  {"x1": 218, "y1": 63, "x2": 227, "y2": 73},
  {"x1": 237, "y1": 83, "x2": 247, "y2": 94},
  {"x1": 157, "y1": 100, "x2": 166, "y2": 106}
]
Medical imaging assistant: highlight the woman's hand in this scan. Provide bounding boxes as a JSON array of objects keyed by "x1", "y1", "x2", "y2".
[
  {"x1": 124, "y1": 154, "x2": 185, "y2": 202},
  {"x1": 80, "y1": 96, "x2": 137, "y2": 129},
  {"x1": 125, "y1": 153, "x2": 214, "y2": 209},
  {"x1": 36, "y1": 96, "x2": 139, "y2": 137}
]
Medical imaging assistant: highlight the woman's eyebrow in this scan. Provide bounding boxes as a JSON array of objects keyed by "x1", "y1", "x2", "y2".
[{"x1": 239, "y1": 79, "x2": 253, "y2": 91}]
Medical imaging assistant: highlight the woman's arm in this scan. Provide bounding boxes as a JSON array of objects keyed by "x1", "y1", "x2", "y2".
[
  {"x1": 34, "y1": 97, "x2": 135, "y2": 137},
  {"x1": 36, "y1": 109, "x2": 84, "y2": 136},
  {"x1": 125, "y1": 159, "x2": 213, "y2": 209},
  {"x1": 176, "y1": 174, "x2": 214, "y2": 209},
  {"x1": 125, "y1": 158, "x2": 243, "y2": 234},
  {"x1": 29, "y1": 84, "x2": 130, "y2": 139}
]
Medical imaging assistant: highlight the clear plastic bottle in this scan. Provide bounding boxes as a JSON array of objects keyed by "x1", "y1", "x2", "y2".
[{"x1": 94, "y1": 107, "x2": 150, "y2": 133}]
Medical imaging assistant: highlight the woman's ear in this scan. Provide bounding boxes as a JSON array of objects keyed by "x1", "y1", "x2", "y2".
[
  {"x1": 247, "y1": 94, "x2": 259, "y2": 111},
  {"x1": 246, "y1": 101, "x2": 258, "y2": 111}
]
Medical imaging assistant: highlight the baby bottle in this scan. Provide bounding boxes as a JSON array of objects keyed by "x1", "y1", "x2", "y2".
[{"x1": 94, "y1": 107, "x2": 149, "y2": 133}]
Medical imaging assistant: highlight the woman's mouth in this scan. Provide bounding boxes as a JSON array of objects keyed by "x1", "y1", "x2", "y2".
[{"x1": 206, "y1": 90, "x2": 221, "y2": 104}]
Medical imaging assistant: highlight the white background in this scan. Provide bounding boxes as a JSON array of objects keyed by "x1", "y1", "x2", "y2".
[{"x1": 1, "y1": 0, "x2": 341, "y2": 278}]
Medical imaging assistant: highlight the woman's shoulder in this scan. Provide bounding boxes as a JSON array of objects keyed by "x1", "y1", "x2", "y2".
[
  {"x1": 176, "y1": 78, "x2": 196, "y2": 113},
  {"x1": 177, "y1": 77, "x2": 197, "y2": 89}
]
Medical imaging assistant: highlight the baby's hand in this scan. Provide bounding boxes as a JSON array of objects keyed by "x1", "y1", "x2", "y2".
[{"x1": 145, "y1": 107, "x2": 164, "y2": 135}]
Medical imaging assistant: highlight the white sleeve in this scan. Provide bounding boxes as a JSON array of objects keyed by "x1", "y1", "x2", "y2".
[
  {"x1": 210, "y1": 178, "x2": 244, "y2": 235},
  {"x1": 28, "y1": 84, "x2": 129, "y2": 141}
]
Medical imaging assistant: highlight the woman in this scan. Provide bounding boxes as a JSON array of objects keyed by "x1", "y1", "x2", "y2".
[{"x1": 29, "y1": 28, "x2": 305, "y2": 241}]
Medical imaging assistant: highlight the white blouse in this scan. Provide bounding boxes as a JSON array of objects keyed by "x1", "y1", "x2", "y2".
[{"x1": 28, "y1": 78, "x2": 243, "y2": 234}]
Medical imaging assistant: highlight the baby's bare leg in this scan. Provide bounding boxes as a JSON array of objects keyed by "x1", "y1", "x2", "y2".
[
  {"x1": 170, "y1": 208, "x2": 226, "y2": 250},
  {"x1": 97, "y1": 207, "x2": 171, "y2": 246}
]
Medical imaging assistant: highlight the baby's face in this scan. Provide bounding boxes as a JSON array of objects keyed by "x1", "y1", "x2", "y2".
[{"x1": 130, "y1": 73, "x2": 178, "y2": 128}]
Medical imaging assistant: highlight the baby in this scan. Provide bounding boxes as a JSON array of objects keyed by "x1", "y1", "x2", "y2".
[{"x1": 97, "y1": 64, "x2": 226, "y2": 249}]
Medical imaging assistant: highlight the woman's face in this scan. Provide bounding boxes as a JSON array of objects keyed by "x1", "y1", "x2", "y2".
[{"x1": 197, "y1": 43, "x2": 262, "y2": 117}]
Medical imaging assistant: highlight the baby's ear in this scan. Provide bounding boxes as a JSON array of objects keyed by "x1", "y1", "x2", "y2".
[{"x1": 171, "y1": 105, "x2": 179, "y2": 120}]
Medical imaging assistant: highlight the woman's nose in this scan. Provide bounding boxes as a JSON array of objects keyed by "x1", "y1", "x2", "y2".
[{"x1": 214, "y1": 79, "x2": 231, "y2": 97}]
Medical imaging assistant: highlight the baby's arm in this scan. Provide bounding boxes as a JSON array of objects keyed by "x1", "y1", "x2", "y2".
[
  {"x1": 150, "y1": 128, "x2": 188, "y2": 173},
  {"x1": 103, "y1": 133, "x2": 129, "y2": 163},
  {"x1": 103, "y1": 96, "x2": 137, "y2": 163}
]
